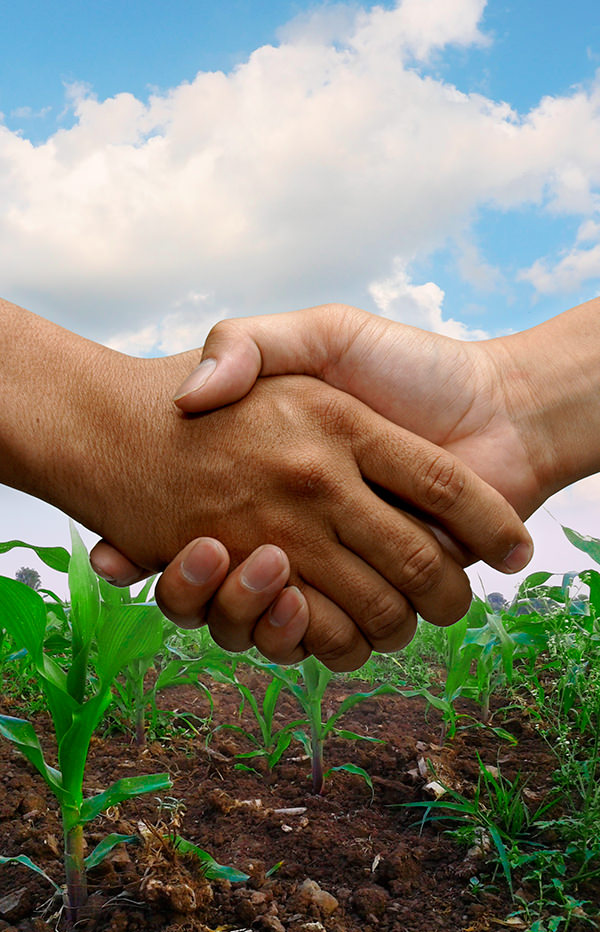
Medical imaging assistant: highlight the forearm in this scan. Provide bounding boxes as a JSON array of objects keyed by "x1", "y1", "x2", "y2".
[
  {"x1": 487, "y1": 297, "x2": 600, "y2": 501},
  {"x1": 0, "y1": 298, "x2": 198, "y2": 559},
  {"x1": 0, "y1": 298, "x2": 107, "y2": 512}
]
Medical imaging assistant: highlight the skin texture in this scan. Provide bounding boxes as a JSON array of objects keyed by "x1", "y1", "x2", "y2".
[
  {"x1": 0, "y1": 299, "x2": 532, "y2": 671},
  {"x1": 94, "y1": 298, "x2": 600, "y2": 662}
]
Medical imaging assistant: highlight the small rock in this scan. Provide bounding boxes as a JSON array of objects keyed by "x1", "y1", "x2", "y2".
[
  {"x1": 424, "y1": 780, "x2": 446, "y2": 798},
  {"x1": 299, "y1": 924, "x2": 325, "y2": 932},
  {"x1": 0, "y1": 886, "x2": 33, "y2": 922},
  {"x1": 234, "y1": 889, "x2": 270, "y2": 923},
  {"x1": 254, "y1": 917, "x2": 286, "y2": 932},
  {"x1": 141, "y1": 877, "x2": 199, "y2": 913},
  {"x1": 297, "y1": 879, "x2": 338, "y2": 917}
]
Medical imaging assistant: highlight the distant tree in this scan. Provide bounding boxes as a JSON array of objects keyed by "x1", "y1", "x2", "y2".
[
  {"x1": 487, "y1": 591, "x2": 507, "y2": 612},
  {"x1": 15, "y1": 566, "x2": 42, "y2": 590}
]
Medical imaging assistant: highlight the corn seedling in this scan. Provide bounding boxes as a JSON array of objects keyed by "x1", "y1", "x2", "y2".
[
  {"x1": 0, "y1": 525, "x2": 172, "y2": 925},
  {"x1": 241, "y1": 655, "x2": 397, "y2": 794},
  {"x1": 209, "y1": 663, "x2": 305, "y2": 772}
]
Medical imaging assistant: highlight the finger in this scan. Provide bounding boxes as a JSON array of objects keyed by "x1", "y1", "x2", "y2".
[
  {"x1": 90, "y1": 539, "x2": 151, "y2": 587},
  {"x1": 349, "y1": 409, "x2": 533, "y2": 574},
  {"x1": 154, "y1": 537, "x2": 231, "y2": 628},
  {"x1": 172, "y1": 306, "x2": 348, "y2": 413},
  {"x1": 301, "y1": 542, "x2": 421, "y2": 653},
  {"x1": 250, "y1": 587, "x2": 310, "y2": 666},
  {"x1": 205, "y1": 545, "x2": 293, "y2": 651},
  {"x1": 300, "y1": 585, "x2": 375, "y2": 673},
  {"x1": 334, "y1": 496, "x2": 473, "y2": 627}
]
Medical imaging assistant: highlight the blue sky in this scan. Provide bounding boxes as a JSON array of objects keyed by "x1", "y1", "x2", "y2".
[{"x1": 1, "y1": 0, "x2": 599, "y2": 593}]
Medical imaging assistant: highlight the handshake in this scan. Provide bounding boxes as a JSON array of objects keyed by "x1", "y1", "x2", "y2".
[{"x1": 3, "y1": 298, "x2": 599, "y2": 671}]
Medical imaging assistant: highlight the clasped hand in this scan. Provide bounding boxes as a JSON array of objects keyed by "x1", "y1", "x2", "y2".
[{"x1": 91, "y1": 309, "x2": 533, "y2": 671}]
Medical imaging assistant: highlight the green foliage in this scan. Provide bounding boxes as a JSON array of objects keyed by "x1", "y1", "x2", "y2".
[
  {"x1": 0, "y1": 524, "x2": 171, "y2": 924},
  {"x1": 239, "y1": 654, "x2": 396, "y2": 794},
  {"x1": 403, "y1": 757, "x2": 556, "y2": 895}
]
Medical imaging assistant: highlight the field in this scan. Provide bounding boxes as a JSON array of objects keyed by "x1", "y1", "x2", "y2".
[{"x1": 1, "y1": 526, "x2": 600, "y2": 932}]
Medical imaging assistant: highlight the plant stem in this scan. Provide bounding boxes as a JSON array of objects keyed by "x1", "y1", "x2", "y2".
[
  {"x1": 64, "y1": 820, "x2": 87, "y2": 925},
  {"x1": 310, "y1": 715, "x2": 324, "y2": 794},
  {"x1": 132, "y1": 661, "x2": 146, "y2": 747}
]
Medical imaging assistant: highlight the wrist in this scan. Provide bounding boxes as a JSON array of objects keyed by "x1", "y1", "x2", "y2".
[{"x1": 487, "y1": 298, "x2": 600, "y2": 505}]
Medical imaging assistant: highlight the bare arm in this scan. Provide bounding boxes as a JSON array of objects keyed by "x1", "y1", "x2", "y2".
[{"x1": 1, "y1": 298, "x2": 532, "y2": 670}]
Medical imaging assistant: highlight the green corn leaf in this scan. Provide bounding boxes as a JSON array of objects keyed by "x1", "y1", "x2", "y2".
[
  {"x1": 68, "y1": 522, "x2": 100, "y2": 655},
  {"x1": 98, "y1": 576, "x2": 127, "y2": 607},
  {"x1": 80, "y1": 772, "x2": 172, "y2": 824},
  {"x1": 0, "y1": 540, "x2": 70, "y2": 572},
  {"x1": 325, "y1": 763, "x2": 374, "y2": 799},
  {"x1": 84, "y1": 834, "x2": 139, "y2": 869},
  {"x1": 400, "y1": 687, "x2": 453, "y2": 714},
  {"x1": 445, "y1": 644, "x2": 478, "y2": 701},
  {"x1": 563, "y1": 525, "x2": 600, "y2": 566},
  {"x1": 0, "y1": 715, "x2": 66, "y2": 802},
  {"x1": 42, "y1": 676, "x2": 79, "y2": 745},
  {"x1": 267, "y1": 730, "x2": 295, "y2": 768},
  {"x1": 301, "y1": 656, "x2": 333, "y2": 702},
  {"x1": 0, "y1": 854, "x2": 62, "y2": 891},
  {"x1": 262, "y1": 677, "x2": 284, "y2": 727},
  {"x1": 58, "y1": 691, "x2": 114, "y2": 804},
  {"x1": 153, "y1": 658, "x2": 191, "y2": 691},
  {"x1": 292, "y1": 728, "x2": 312, "y2": 756},
  {"x1": 334, "y1": 728, "x2": 383, "y2": 743},
  {"x1": 172, "y1": 836, "x2": 249, "y2": 882},
  {"x1": 66, "y1": 644, "x2": 90, "y2": 703},
  {"x1": 95, "y1": 604, "x2": 164, "y2": 686},
  {"x1": 0, "y1": 576, "x2": 46, "y2": 665},
  {"x1": 39, "y1": 588, "x2": 68, "y2": 605},
  {"x1": 580, "y1": 570, "x2": 600, "y2": 616}
]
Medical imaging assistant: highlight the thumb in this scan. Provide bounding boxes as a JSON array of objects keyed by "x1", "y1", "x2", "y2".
[{"x1": 172, "y1": 306, "x2": 342, "y2": 412}]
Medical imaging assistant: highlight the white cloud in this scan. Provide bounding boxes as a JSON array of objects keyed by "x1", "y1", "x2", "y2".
[
  {"x1": 369, "y1": 260, "x2": 489, "y2": 339},
  {"x1": 10, "y1": 105, "x2": 52, "y2": 120},
  {"x1": 519, "y1": 220, "x2": 600, "y2": 294},
  {"x1": 0, "y1": 0, "x2": 600, "y2": 345},
  {"x1": 107, "y1": 292, "x2": 227, "y2": 356}
]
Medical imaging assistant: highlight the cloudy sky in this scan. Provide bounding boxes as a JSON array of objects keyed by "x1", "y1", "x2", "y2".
[{"x1": 1, "y1": 0, "x2": 599, "y2": 599}]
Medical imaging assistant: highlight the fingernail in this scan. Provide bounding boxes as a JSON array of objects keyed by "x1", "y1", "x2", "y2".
[
  {"x1": 269, "y1": 587, "x2": 305, "y2": 627},
  {"x1": 92, "y1": 565, "x2": 117, "y2": 584},
  {"x1": 181, "y1": 538, "x2": 224, "y2": 585},
  {"x1": 241, "y1": 546, "x2": 286, "y2": 591},
  {"x1": 503, "y1": 541, "x2": 534, "y2": 573},
  {"x1": 173, "y1": 358, "x2": 217, "y2": 401}
]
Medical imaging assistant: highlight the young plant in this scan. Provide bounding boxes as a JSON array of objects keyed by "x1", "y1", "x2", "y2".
[
  {"x1": 209, "y1": 662, "x2": 305, "y2": 772},
  {"x1": 403, "y1": 756, "x2": 556, "y2": 895},
  {"x1": 0, "y1": 525, "x2": 171, "y2": 925},
  {"x1": 404, "y1": 596, "x2": 548, "y2": 742},
  {"x1": 244, "y1": 655, "x2": 397, "y2": 794}
]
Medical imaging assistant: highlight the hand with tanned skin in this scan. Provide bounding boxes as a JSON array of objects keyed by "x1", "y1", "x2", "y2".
[
  {"x1": 95, "y1": 296, "x2": 600, "y2": 663},
  {"x1": 1, "y1": 299, "x2": 533, "y2": 671}
]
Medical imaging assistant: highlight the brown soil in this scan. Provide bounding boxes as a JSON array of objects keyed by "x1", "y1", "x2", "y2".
[{"x1": 0, "y1": 670, "x2": 595, "y2": 932}]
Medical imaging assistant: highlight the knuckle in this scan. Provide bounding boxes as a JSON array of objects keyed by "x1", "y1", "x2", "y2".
[
  {"x1": 282, "y1": 449, "x2": 338, "y2": 500},
  {"x1": 400, "y1": 542, "x2": 444, "y2": 596},
  {"x1": 419, "y1": 452, "x2": 465, "y2": 514},
  {"x1": 310, "y1": 389, "x2": 357, "y2": 440},
  {"x1": 358, "y1": 590, "x2": 410, "y2": 645},
  {"x1": 307, "y1": 624, "x2": 367, "y2": 673},
  {"x1": 207, "y1": 318, "x2": 237, "y2": 342}
]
